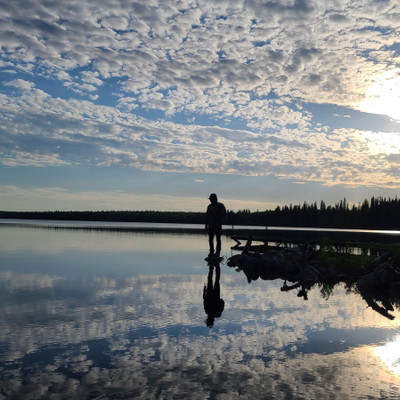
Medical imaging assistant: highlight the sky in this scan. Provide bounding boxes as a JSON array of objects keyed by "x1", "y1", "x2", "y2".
[{"x1": 1, "y1": 0, "x2": 400, "y2": 212}]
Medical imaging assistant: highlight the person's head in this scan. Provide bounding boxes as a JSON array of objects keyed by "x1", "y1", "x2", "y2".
[{"x1": 208, "y1": 193, "x2": 218, "y2": 203}]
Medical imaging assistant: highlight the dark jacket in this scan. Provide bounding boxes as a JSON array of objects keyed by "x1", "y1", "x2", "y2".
[{"x1": 206, "y1": 202, "x2": 226, "y2": 228}]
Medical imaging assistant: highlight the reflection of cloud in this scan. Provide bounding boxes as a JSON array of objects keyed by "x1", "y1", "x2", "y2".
[
  {"x1": 373, "y1": 335, "x2": 400, "y2": 376},
  {"x1": 1, "y1": 1, "x2": 400, "y2": 186},
  {"x1": 1, "y1": 268, "x2": 400, "y2": 398},
  {"x1": 0, "y1": 271, "x2": 61, "y2": 290}
]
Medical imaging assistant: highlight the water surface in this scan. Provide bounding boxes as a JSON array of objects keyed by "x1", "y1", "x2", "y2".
[{"x1": 1, "y1": 223, "x2": 400, "y2": 399}]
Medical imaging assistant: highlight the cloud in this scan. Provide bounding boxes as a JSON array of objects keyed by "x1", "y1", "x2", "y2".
[
  {"x1": 0, "y1": 184, "x2": 280, "y2": 211},
  {"x1": 0, "y1": 185, "x2": 208, "y2": 211},
  {"x1": 3, "y1": 0, "x2": 398, "y2": 107},
  {"x1": 6, "y1": 79, "x2": 36, "y2": 90},
  {"x1": 1, "y1": 81, "x2": 400, "y2": 187},
  {"x1": 1, "y1": 0, "x2": 400, "y2": 187}
]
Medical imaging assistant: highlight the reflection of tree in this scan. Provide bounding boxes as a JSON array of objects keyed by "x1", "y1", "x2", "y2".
[
  {"x1": 203, "y1": 261, "x2": 225, "y2": 327},
  {"x1": 318, "y1": 282, "x2": 335, "y2": 300}
]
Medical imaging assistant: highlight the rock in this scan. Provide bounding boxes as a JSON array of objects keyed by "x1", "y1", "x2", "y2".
[
  {"x1": 279, "y1": 260, "x2": 301, "y2": 276},
  {"x1": 259, "y1": 268, "x2": 279, "y2": 281},
  {"x1": 260, "y1": 251, "x2": 285, "y2": 269},
  {"x1": 377, "y1": 266, "x2": 396, "y2": 287},
  {"x1": 390, "y1": 281, "x2": 400, "y2": 290},
  {"x1": 227, "y1": 254, "x2": 248, "y2": 268}
]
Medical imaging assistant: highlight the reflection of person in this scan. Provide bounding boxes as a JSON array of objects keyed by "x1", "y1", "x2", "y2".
[
  {"x1": 205, "y1": 193, "x2": 226, "y2": 256},
  {"x1": 203, "y1": 263, "x2": 225, "y2": 327}
]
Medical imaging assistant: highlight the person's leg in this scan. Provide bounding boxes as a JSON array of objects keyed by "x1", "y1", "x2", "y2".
[
  {"x1": 208, "y1": 228, "x2": 215, "y2": 254},
  {"x1": 215, "y1": 224, "x2": 222, "y2": 254}
]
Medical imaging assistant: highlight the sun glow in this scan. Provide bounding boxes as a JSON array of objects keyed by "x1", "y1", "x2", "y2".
[
  {"x1": 358, "y1": 69, "x2": 400, "y2": 122},
  {"x1": 362, "y1": 131, "x2": 400, "y2": 155},
  {"x1": 373, "y1": 335, "x2": 400, "y2": 376}
]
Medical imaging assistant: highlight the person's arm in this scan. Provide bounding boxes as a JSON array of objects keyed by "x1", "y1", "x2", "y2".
[
  {"x1": 217, "y1": 203, "x2": 226, "y2": 222},
  {"x1": 222, "y1": 204, "x2": 227, "y2": 220}
]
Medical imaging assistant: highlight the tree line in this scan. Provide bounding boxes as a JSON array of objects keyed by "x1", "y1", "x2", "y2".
[
  {"x1": 1, "y1": 196, "x2": 400, "y2": 229},
  {"x1": 227, "y1": 197, "x2": 400, "y2": 229}
]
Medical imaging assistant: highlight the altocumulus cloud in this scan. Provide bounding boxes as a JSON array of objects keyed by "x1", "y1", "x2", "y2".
[{"x1": 1, "y1": 0, "x2": 400, "y2": 186}]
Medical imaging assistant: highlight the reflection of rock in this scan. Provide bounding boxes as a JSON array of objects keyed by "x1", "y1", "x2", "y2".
[
  {"x1": 227, "y1": 253, "x2": 249, "y2": 268},
  {"x1": 355, "y1": 258, "x2": 400, "y2": 320},
  {"x1": 356, "y1": 272, "x2": 380, "y2": 291},
  {"x1": 294, "y1": 265, "x2": 319, "y2": 283},
  {"x1": 228, "y1": 244, "x2": 400, "y2": 319},
  {"x1": 227, "y1": 246, "x2": 319, "y2": 285}
]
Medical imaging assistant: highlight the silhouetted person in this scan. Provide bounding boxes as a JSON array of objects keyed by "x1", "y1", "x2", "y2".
[
  {"x1": 203, "y1": 262, "x2": 225, "y2": 327},
  {"x1": 205, "y1": 193, "x2": 226, "y2": 256}
]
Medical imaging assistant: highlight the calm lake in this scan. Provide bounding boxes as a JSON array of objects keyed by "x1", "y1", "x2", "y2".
[{"x1": 1, "y1": 220, "x2": 400, "y2": 399}]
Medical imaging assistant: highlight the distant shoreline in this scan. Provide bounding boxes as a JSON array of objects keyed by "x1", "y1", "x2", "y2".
[
  {"x1": 0, "y1": 210, "x2": 208, "y2": 225},
  {"x1": 2, "y1": 197, "x2": 400, "y2": 230}
]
